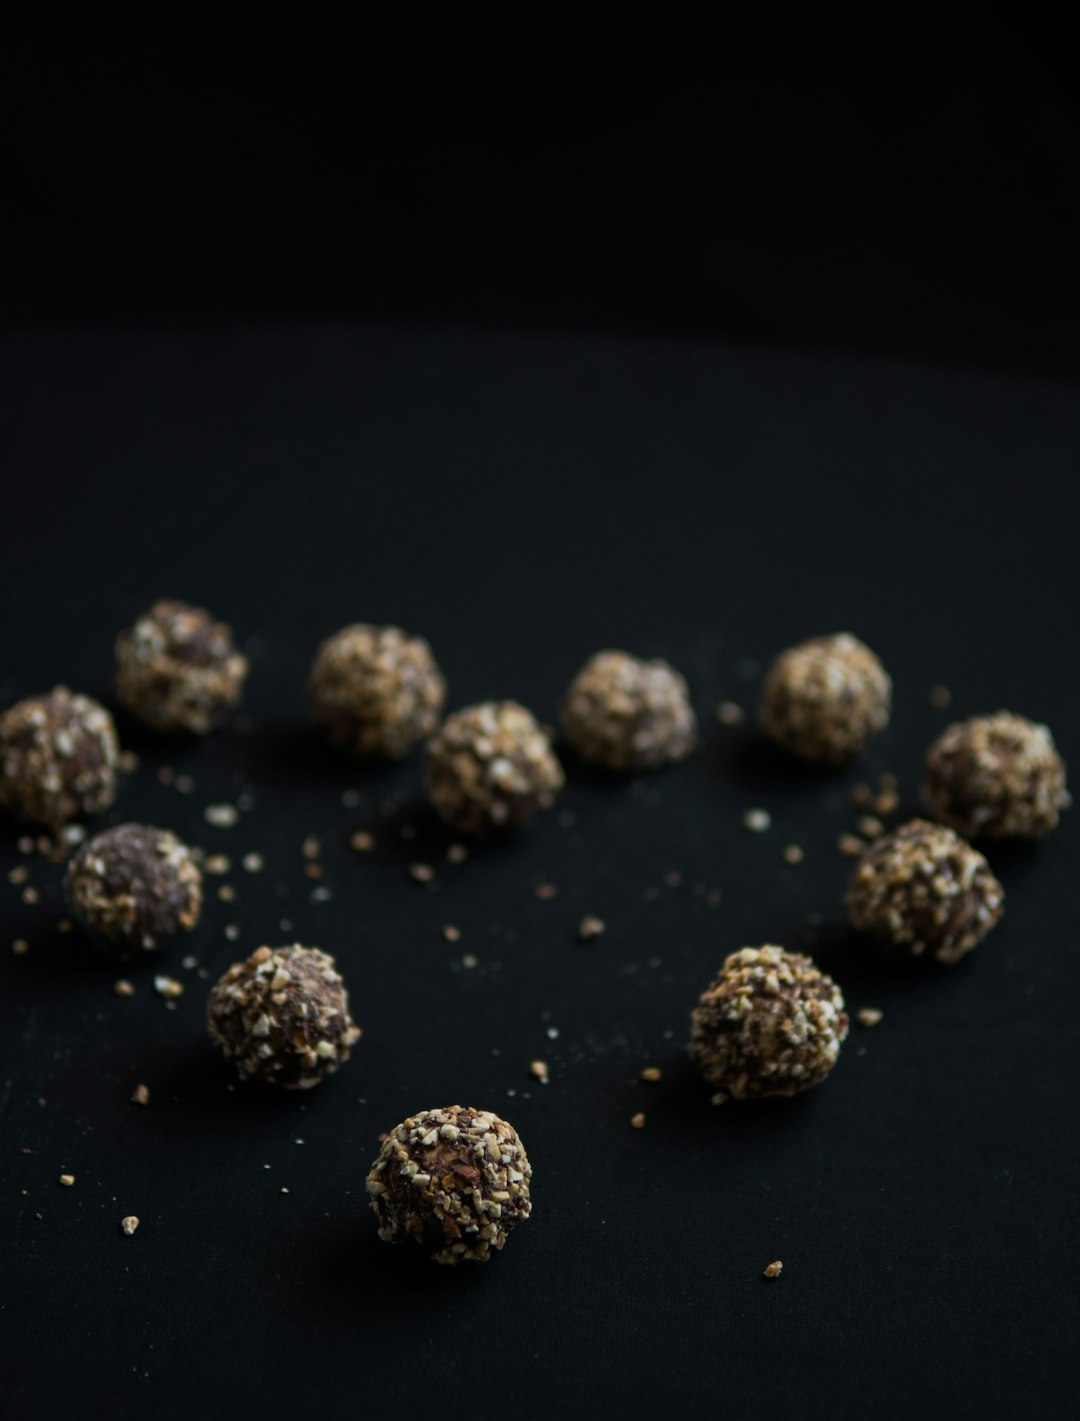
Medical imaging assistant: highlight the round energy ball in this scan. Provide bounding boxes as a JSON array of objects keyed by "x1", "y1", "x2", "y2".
[
  {"x1": 690, "y1": 945, "x2": 848, "y2": 1103},
  {"x1": 923, "y1": 711, "x2": 1069, "y2": 840},
  {"x1": 423, "y1": 701, "x2": 564, "y2": 836},
  {"x1": 115, "y1": 599, "x2": 248, "y2": 735},
  {"x1": 366, "y1": 1105, "x2": 532, "y2": 1265},
  {"x1": 0, "y1": 687, "x2": 119, "y2": 828},
  {"x1": 65, "y1": 823, "x2": 202, "y2": 958},
  {"x1": 846, "y1": 818, "x2": 1003, "y2": 966},
  {"x1": 760, "y1": 633, "x2": 891, "y2": 763},
  {"x1": 560, "y1": 650, "x2": 696, "y2": 771},
  {"x1": 308, "y1": 623, "x2": 446, "y2": 759},
  {"x1": 207, "y1": 944, "x2": 361, "y2": 1089}
]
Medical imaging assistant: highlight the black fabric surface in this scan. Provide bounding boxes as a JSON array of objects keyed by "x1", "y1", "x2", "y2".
[{"x1": 1, "y1": 323, "x2": 1078, "y2": 1418}]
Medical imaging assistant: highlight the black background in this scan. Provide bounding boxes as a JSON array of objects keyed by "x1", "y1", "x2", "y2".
[{"x1": 2, "y1": 13, "x2": 1079, "y2": 1420}]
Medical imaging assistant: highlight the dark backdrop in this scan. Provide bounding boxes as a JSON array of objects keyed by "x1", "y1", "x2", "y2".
[{"x1": 2, "y1": 14, "x2": 1079, "y2": 1421}]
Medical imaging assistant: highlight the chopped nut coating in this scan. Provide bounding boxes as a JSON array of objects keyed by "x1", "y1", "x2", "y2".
[
  {"x1": 760, "y1": 633, "x2": 890, "y2": 763},
  {"x1": 309, "y1": 623, "x2": 445, "y2": 759}
]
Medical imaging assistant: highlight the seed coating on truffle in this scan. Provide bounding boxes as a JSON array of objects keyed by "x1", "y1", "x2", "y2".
[
  {"x1": 65, "y1": 823, "x2": 202, "y2": 957},
  {"x1": 424, "y1": 701, "x2": 564, "y2": 836},
  {"x1": 760, "y1": 633, "x2": 891, "y2": 763},
  {"x1": 0, "y1": 687, "x2": 119, "y2": 828},
  {"x1": 560, "y1": 650, "x2": 697, "y2": 771},
  {"x1": 690, "y1": 946, "x2": 848, "y2": 1103},
  {"x1": 309, "y1": 623, "x2": 446, "y2": 759},
  {"x1": 923, "y1": 711, "x2": 1069, "y2": 840},
  {"x1": 366, "y1": 1105, "x2": 532, "y2": 1265},
  {"x1": 846, "y1": 818, "x2": 1003, "y2": 965},
  {"x1": 207, "y1": 944, "x2": 360, "y2": 1089},
  {"x1": 115, "y1": 600, "x2": 248, "y2": 735}
]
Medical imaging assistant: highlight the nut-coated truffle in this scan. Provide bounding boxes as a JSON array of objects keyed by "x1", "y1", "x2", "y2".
[
  {"x1": 424, "y1": 701, "x2": 563, "y2": 836},
  {"x1": 115, "y1": 599, "x2": 248, "y2": 735},
  {"x1": 366, "y1": 1105, "x2": 532, "y2": 1265},
  {"x1": 560, "y1": 650, "x2": 696, "y2": 771},
  {"x1": 846, "y1": 818, "x2": 1003, "y2": 965},
  {"x1": 65, "y1": 823, "x2": 202, "y2": 957},
  {"x1": 207, "y1": 944, "x2": 360, "y2": 1089},
  {"x1": 923, "y1": 711, "x2": 1069, "y2": 840},
  {"x1": 760, "y1": 633, "x2": 891, "y2": 763},
  {"x1": 0, "y1": 687, "x2": 119, "y2": 828},
  {"x1": 689, "y1": 945, "x2": 848, "y2": 1103},
  {"x1": 309, "y1": 623, "x2": 446, "y2": 759}
]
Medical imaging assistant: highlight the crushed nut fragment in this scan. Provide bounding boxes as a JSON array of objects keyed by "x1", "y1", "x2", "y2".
[
  {"x1": 782, "y1": 844, "x2": 804, "y2": 865},
  {"x1": 446, "y1": 843, "x2": 468, "y2": 864},
  {"x1": 743, "y1": 808, "x2": 771, "y2": 833},
  {"x1": 856, "y1": 815, "x2": 884, "y2": 840},
  {"x1": 204, "y1": 804, "x2": 239, "y2": 828},
  {"x1": 716, "y1": 700, "x2": 746, "y2": 726},
  {"x1": 59, "y1": 1173, "x2": 75, "y2": 1187},
  {"x1": 529, "y1": 1059, "x2": 549, "y2": 1084},
  {"x1": 630, "y1": 1112, "x2": 646, "y2": 1129},
  {"x1": 12, "y1": 938, "x2": 29, "y2": 956},
  {"x1": 408, "y1": 862, "x2": 434, "y2": 884},
  {"x1": 577, "y1": 915, "x2": 606, "y2": 941},
  {"x1": 131, "y1": 1083, "x2": 150, "y2": 1105},
  {"x1": 929, "y1": 684, "x2": 952, "y2": 710},
  {"x1": 534, "y1": 882, "x2": 558, "y2": 900},
  {"x1": 640, "y1": 1067, "x2": 662, "y2": 1083},
  {"x1": 350, "y1": 830, "x2": 376, "y2": 853},
  {"x1": 763, "y1": 1260, "x2": 783, "y2": 1279},
  {"x1": 121, "y1": 1215, "x2": 140, "y2": 1235},
  {"x1": 153, "y1": 975, "x2": 184, "y2": 999},
  {"x1": 837, "y1": 833, "x2": 866, "y2": 857},
  {"x1": 113, "y1": 979, "x2": 135, "y2": 997},
  {"x1": 204, "y1": 855, "x2": 231, "y2": 876},
  {"x1": 857, "y1": 1008, "x2": 884, "y2": 1028}
]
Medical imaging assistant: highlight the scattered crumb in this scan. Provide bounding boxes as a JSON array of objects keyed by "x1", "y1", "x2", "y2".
[
  {"x1": 663, "y1": 870, "x2": 683, "y2": 888},
  {"x1": 153, "y1": 975, "x2": 184, "y2": 1000},
  {"x1": 301, "y1": 836, "x2": 321, "y2": 859},
  {"x1": 310, "y1": 886, "x2": 332, "y2": 903},
  {"x1": 131, "y1": 1083, "x2": 150, "y2": 1105},
  {"x1": 181, "y1": 955, "x2": 198, "y2": 969},
  {"x1": 443, "y1": 924, "x2": 461, "y2": 942},
  {"x1": 640, "y1": 1067, "x2": 662, "y2": 1083},
  {"x1": 630, "y1": 1112, "x2": 646, "y2": 1130},
  {"x1": 461, "y1": 953, "x2": 479, "y2": 969},
  {"x1": 716, "y1": 700, "x2": 746, "y2": 726},
  {"x1": 873, "y1": 790, "x2": 900, "y2": 817},
  {"x1": 204, "y1": 804, "x2": 238, "y2": 829},
  {"x1": 850, "y1": 782, "x2": 873, "y2": 809},
  {"x1": 408, "y1": 862, "x2": 434, "y2": 884},
  {"x1": 12, "y1": 939, "x2": 29, "y2": 956},
  {"x1": 303, "y1": 862, "x2": 324, "y2": 880},
  {"x1": 534, "y1": 882, "x2": 558, "y2": 900},
  {"x1": 743, "y1": 808, "x2": 771, "y2": 833},
  {"x1": 837, "y1": 833, "x2": 866, "y2": 857},
  {"x1": 224, "y1": 924, "x2": 241, "y2": 941},
  {"x1": 121, "y1": 1215, "x2": 140, "y2": 1236},
  {"x1": 529, "y1": 1059, "x2": 549, "y2": 1084},
  {"x1": 17, "y1": 835, "x2": 36, "y2": 854},
  {"x1": 857, "y1": 1008, "x2": 884, "y2": 1028},
  {"x1": 856, "y1": 815, "x2": 884, "y2": 840},
  {"x1": 350, "y1": 830, "x2": 375, "y2": 853},
  {"x1": 22, "y1": 886, "x2": 40, "y2": 905},
  {"x1": 578, "y1": 915, "x2": 606, "y2": 942},
  {"x1": 446, "y1": 843, "x2": 468, "y2": 864},
  {"x1": 157, "y1": 766, "x2": 175, "y2": 786},
  {"x1": 204, "y1": 855, "x2": 231, "y2": 876},
  {"x1": 118, "y1": 749, "x2": 140, "y2": 774},
  {"x1": 113, "y1": 979, "x2": 135, "y2": 998},
  {"x1": 782, "y1": 844, "x2": 804, "y2": 865},
  {"x1": 174, "y1": 774, "x2": 195, "y2": 795},
  {"x1": 763, "y1": 1260, "x2": 783, "y2": 1279},
  {"x1": 241, "y1": 852, "x2": 264, "y2": 874},
  {"x1": 929, "y1": 684, "x2": 952, "y2": 710},
  {"x1": 217, "y1": 884, "x2": 236, "y2": 902},
  {"x1": 58, "y1": 1174, "x2": 75, "y2": 1187},
  {"x1": 280, "y1": 1187, "x2": 290, "y2": 1194},
  {"x1": 8, "y1": 865, "x2": 29, "y2": 885},
  {"x1": 877, "y1": 772, "x2": 898, "y2": 792}
]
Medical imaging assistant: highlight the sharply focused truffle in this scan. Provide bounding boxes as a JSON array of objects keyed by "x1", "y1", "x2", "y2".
[
  {"x1": 115, "y1": 599, "x2": 248, "y2": 735},
  {"x1": 923, "y1": 711, "x2": 1069, "y2": 840},
  {"x1": 366, "y1": 1105, "x2": 532, "y2": 1265},
  {"x1": 309, "y1": 623, "x2": 446, "y2": 759},
  {"x1": 560, "y1": 650, "x2": 696, "y2": 771},
  {"x1": 846, "y1": 818, "x2": 1003, "y2": 965},
  {"x1": 0, "y1": 687, "x2": 119, "y2": 828},
  {"x1": 65, "y1": 823, "x2": 202, "y2": 957},
  {"x1": 207, "y1": 944, "x2": 360, "y2": 1088},
  {"x1": 690, "y1": 946, "x2": 848, "y2": 1103},
  {"x1": 424, "y1": 701, "x2": 564, "y2": 836},
  {"x1": 760, "y1": 633, "x2": 891, "y2": 763}
]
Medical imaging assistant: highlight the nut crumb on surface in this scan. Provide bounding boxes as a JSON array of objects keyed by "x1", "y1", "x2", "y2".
[
  {"x1": 578, "y1": 914, "x2": 606, "y2": 941},
  {"x1": 301, "y1": 836, "x2": 321, "y2": 859},
  {"x1": 857, "y1": 1008, "x2": 884, "y2": 1028},
  {"x1": 154, "y1": 975, "x2": 184, "y2": 999},
  {"x1": 241, "y1": 852, "x2": 264, "y2": 873},
  {"x1": 743, "y1": 808, "x2": 771, "y2": 833},
  {"x1": 782, "y1": 844, "x2": 804, "y2": 865},
  {"x1": 121, "y1": 1215, "x2": 140, "y2": 1235},
  {"x1": 350, "y1": 830, "x2": 376, "y2": 853},
  {"x1": 930, "y1": 684, "x2": 952, "y2": 710},
  {"x1": 534, "y1": 882, "x2": 558, "y2": 900},
  {"x1": 763, "y1": 1260, "x2": 783, "y2": 1279},
  {"x1": 12, "y1": 939, "x2": 29, "y2": 956},
  {"x1": 443, "y1": 924, "x2": 461, "y2": 942},
  {"x1": 529, "y1": 1059, "x2": 549, "y2": 1084},
  {"x1": 408, "y1": 862, "x2": 434, "y2": 884},
  {"x1": 716, "y1": 700, "x2": 746, "y2": 726},
  {"x1": 856, "y1": 815, "x2": 884, "y2": 840},
  {"x1": 131, "y1": 1083, "x2": 150, "y2": 1105},
  {"x1": 630, "y1": 1112, "x2": 646, "y2": 1129},
  {"x1": 640, "y1": 1066, "x2": 662, "y2": 1083},
  {"x1": 59, "y1": 1173, "x2": 75, "y2": 1187},
  {"x1": 204, "y1": 804, "x2": 239, "y2": 828},
  {"x1": 113, "y1": 979, "x2": 135, "y2": 997},
  {"x1": 204, "y1": 855, "x2": 230, "y2": 876},
  {"x1": 446, "y1": 842, "x2": 468, "y2": 864},
  {"x1": 837, "y1": 833, "x2": 866, "y2": 857}
]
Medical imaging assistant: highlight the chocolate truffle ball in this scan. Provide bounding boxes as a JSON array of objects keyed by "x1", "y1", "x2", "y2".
[
  {"x1": 207, "y1": 944, "x2": 360, "y2": 1089},
  {"x1": 560, "y1": 649, "x2": 697, "y2": 771},
  {"x1": 690, "y1": 945, "x2": 848, "y2": 1103},
  {"x1": 0, "y1": 687, "x2": 119, "y2": 828},
  {"x1": 424, "y1": 701, "x2": 564, "y2": 836},
  {"x1": 923, "y1": 711, "x2": 1069, "y2": 840},
  {"x1": 846, "y1": 818, "x2": 1003, "y2": 966},
  {"x1": 760, "y1": 633, "x2": 891, "y2": 763},
  {"x1": 65, "y1": 823, "x2": 202, "y2": 958},
  {"x1": 115, "y1": 599, "x2": 248, "y2": 735},
  {"x1": 366, "y1": 1105, "x2": 532, "y2": 1265},
  {"x1": 308, "y1": 623, "x2": 446, "y2": 759}
]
